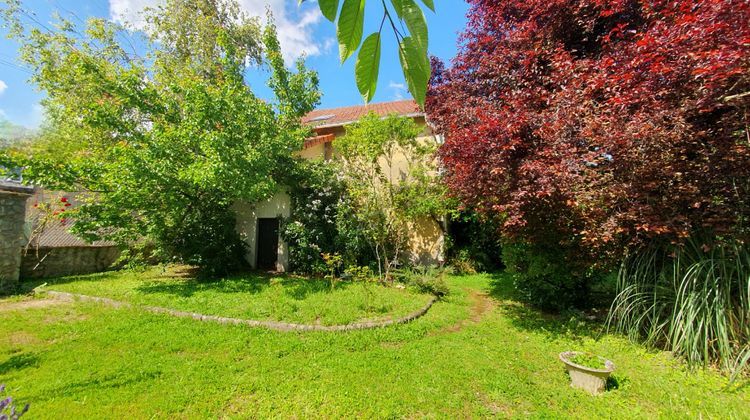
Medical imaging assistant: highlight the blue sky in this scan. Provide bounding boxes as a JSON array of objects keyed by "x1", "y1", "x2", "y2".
[{"x1": 0, "y1": 0, "x2": 469, "y2": 129}]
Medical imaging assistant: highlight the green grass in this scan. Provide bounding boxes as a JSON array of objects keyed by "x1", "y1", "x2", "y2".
[
  {"x1": 31, "y1": 266, "x2": 433, "y2": 326},
  {"x1": 1, "y1": 271, "x2": 748, "y2": 418},
  {"x1": 568, "y1": 353, "x2": 608, "y2": 370}
]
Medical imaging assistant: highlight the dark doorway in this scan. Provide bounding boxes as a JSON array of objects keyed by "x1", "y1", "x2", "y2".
[{"x1": 256, "y1": 218, "x2": 279, "y2": 270}]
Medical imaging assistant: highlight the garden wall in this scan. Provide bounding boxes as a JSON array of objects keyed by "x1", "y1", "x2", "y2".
[
  {"x1": 20, "y1": 246, "x2": 120, "y2": 279},
  {"x1": 0, "y1": 181, "x2": 33, "y2": 292}
]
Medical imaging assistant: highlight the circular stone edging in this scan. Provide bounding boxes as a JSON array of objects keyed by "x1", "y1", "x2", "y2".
[{"x1": 40, "y1": 290, "x2": 438, "y2": 332}]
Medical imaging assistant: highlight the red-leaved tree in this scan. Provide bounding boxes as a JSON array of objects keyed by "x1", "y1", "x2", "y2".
[{"x1": 428, "y1": 0, "x2": 750, "y2": 272}]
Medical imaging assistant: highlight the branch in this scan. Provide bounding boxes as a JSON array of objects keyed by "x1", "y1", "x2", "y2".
[{"x1": 723, "y1": 91, "x2": 750, "y2": 102}]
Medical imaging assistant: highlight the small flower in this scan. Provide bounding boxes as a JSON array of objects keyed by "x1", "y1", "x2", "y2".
[{"x1": 60, "y1": 197, "x2": 68, "y2": 203}]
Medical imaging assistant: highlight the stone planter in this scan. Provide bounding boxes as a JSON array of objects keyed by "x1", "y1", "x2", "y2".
[{"x1": 559, "y1": 351, "x2": 615, "y2": 395}]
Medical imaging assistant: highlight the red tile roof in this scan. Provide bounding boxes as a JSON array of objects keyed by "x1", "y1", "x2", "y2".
[{"x1": 302, "y1": 100, "x2": 422, "y2": 128}]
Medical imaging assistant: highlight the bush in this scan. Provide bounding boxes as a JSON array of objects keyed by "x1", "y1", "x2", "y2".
[
  {"x1": 502, "y1": 240, "x2": 603, "y2": 311},
  {"x1": 281, "y1": 161, "x2": 342, "y2": 274},
  {"x1": 343, "y1": 265, "x2": 376, "y2": 283},
  {"x1": 608, "y1": 237, "x2": 750, "y2": 380},
  {"x1": 393, "y1": 266, "x2": 450, "y2": 297},
  {"x1": 448, "y1": 249, "x2": 478, "y2": 275},
  {"x1": 446, "y1": 212, "x2": 503, "y2": 273},
  {"x1": 159, "y1": 202, "x2": 248, "y2": 278},
  {"x1": 282, "y1": 160, "x2": 371, "y2": 275}
]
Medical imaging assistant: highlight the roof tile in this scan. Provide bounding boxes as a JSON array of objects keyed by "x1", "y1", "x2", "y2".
[{"x1": 302, "y1": 99, "x2": 421, "y2": 128}]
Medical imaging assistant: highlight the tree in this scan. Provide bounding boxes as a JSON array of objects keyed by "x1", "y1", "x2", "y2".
[
  {"x1": 427, "y1": 0, "x2": 750, "y2": 296},
  {"x1": 299, "y1": 0, "x2": 433, "y2": 106},
  {"x1": 0, "y1": 0, "x2": 320, "y2": 275},
  {"x1": 335, "y1": 112, "x2": 451, "y2": 280}
]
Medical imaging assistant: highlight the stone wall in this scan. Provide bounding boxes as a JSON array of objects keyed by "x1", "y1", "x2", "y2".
[
  {"x1": 20, "y1": 246, "x2": 121, "y2": 279},
  {"x1": 0, "y1": 184, "x2": 33, "y2": 292}
]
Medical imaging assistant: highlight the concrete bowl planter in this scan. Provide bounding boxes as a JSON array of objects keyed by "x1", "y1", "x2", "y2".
[{"x1": 559, "y1": 351, "x2": 615, "y2": 395}]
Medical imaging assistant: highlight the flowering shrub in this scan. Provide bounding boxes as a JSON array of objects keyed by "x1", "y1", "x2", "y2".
[{"x1": 281, "y1": 160, "x2": 371, "y2": 275}]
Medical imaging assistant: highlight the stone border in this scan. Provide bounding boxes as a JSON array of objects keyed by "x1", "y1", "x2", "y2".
[{"x1": 41, "y1": 290, "x2": 438, "y2": 332}]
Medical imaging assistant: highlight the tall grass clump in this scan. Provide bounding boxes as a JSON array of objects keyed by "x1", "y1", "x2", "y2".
[{"x1": 608, "y1": 237, "x2": 750, "y2": 381}]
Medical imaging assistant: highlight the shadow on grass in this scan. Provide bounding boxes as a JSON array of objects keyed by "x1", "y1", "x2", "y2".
[
  {"x1": 27, "y1": 369, "x2": 163, "y2": 403},
  {"x1": 19, "y1": 270, "x2": 126, "y2": 292},
  {"x1": 486, "y1": 272, "x2": 604, "y2": 342},
  {"x1": 0, "y1": 353, "x2": 39, "y2": 375},
  {"x1": 134, "y1": 270, "x2": 351, "y2": 300}
]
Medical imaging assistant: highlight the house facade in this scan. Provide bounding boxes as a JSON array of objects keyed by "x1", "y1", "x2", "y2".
[{"x1": 233, "y1": 100, "x2": 445, "y2": 272}]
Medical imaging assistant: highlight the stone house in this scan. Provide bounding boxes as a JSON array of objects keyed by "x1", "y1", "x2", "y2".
[{"x1": 233, "y1": 99, "x2": 445, "y2": 272}]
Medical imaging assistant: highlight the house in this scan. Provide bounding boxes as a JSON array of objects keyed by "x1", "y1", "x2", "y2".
[{"x1": 233, "y1": 99, "x2": 445, "y2": 272}]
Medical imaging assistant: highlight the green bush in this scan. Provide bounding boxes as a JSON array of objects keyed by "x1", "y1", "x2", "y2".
[
  {"x1": 446, "y1": 212, "x2": 503, "y2": 273},
  {"x1": 281, "y1": 160, "x2": 372, "y2": 275},
  {"x1": 502, "y1": 240, "x2": 602, "y2": 311},
  {"x1": 393, "y1": 266, "x2": 450, "y2": 297},
  {"x1": 608, "y1": 237, "x2": 750, "y2": 380},
  {"x1": 159, "y1": 202, "x2": 248, "y2": 278},
  {"x1": 343, "y1": 265, "x2": 376, "y2": 283},
  {"x1": 448, "y1": 249, "x2": 478, "y2": 275}
]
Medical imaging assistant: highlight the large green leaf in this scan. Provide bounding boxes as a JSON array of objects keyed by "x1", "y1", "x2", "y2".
[
  {"x1": 318, "y1": 0, "x2": 340, "y2": 22},
  {"x1": 355, "y1": 32, "x2": 381, "y2": 102},
  {"x1": 398, "y1": 36, "x2": 430, "y2": 107},
  {"x1": 337, "y1": 0, "x2": 366, "y2": 63},
  {"x1": 400, "y1": 0, "x2": 428, "y2": 48},
  {"x1": 390, "y1": 0, "x2": 405, "y2": 17}
]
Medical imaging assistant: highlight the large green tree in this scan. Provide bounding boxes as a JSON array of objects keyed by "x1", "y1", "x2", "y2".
[{"x1": 0, "y1": 0, "x2": 320, "y2": 274}]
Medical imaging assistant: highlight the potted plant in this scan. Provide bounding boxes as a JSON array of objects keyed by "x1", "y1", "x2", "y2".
[{"x1": 559, "y1": 351, "x2": 615, "y2": 395}]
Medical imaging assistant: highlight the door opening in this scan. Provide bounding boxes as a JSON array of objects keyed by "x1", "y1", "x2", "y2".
[{"x1": 256, "y1": 218, "x2": 279, "y2": 270}]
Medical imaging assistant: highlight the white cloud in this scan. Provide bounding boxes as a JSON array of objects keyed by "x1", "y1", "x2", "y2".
[
  {"x1": 388, "y1": 81, "x2": 407, "y2": 100},
  {"x1": 109, "y1": 0, "x2": 325, "y2": 64},
  {"x1": 0, "y1": 80, "x2": 7, "y2": 96}
]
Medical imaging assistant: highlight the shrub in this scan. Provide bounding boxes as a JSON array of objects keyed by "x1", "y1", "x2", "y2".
[
  {"x1": 281, "y1": 160, "x2": 371, "y2": 275},
  {"x1": 502, "y1": 240, "x2": 603, "y2": 311},
  {"x1": 336, "y1": 113, "x2": 454, "y2": 281},
  {"x1": 448, "y1": 249, "x2": 478, "y2": 275},
  {"x1": 394, "y1": 266, "x2": 450, "y2": 297},
  {"x1": 608, "y1": 237, "x2": 750, "y2": 380},
  {"x1": 343, "y1": 265, "x2": 376, "y2": 283},
  {"x1": 159, "y1": 201, "x2": 248, "y2": 278},
  {"x1": 446, "y1": 212, "x2": 503, "y2": 273}
]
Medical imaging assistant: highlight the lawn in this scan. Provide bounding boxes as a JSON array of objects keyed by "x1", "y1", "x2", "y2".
[
  {"x1": 32, "y1": 266, "x2": 433, "y2": 326},
  {"x1": 1, "y1": 270, "x2": 748, "y2": 418}
]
